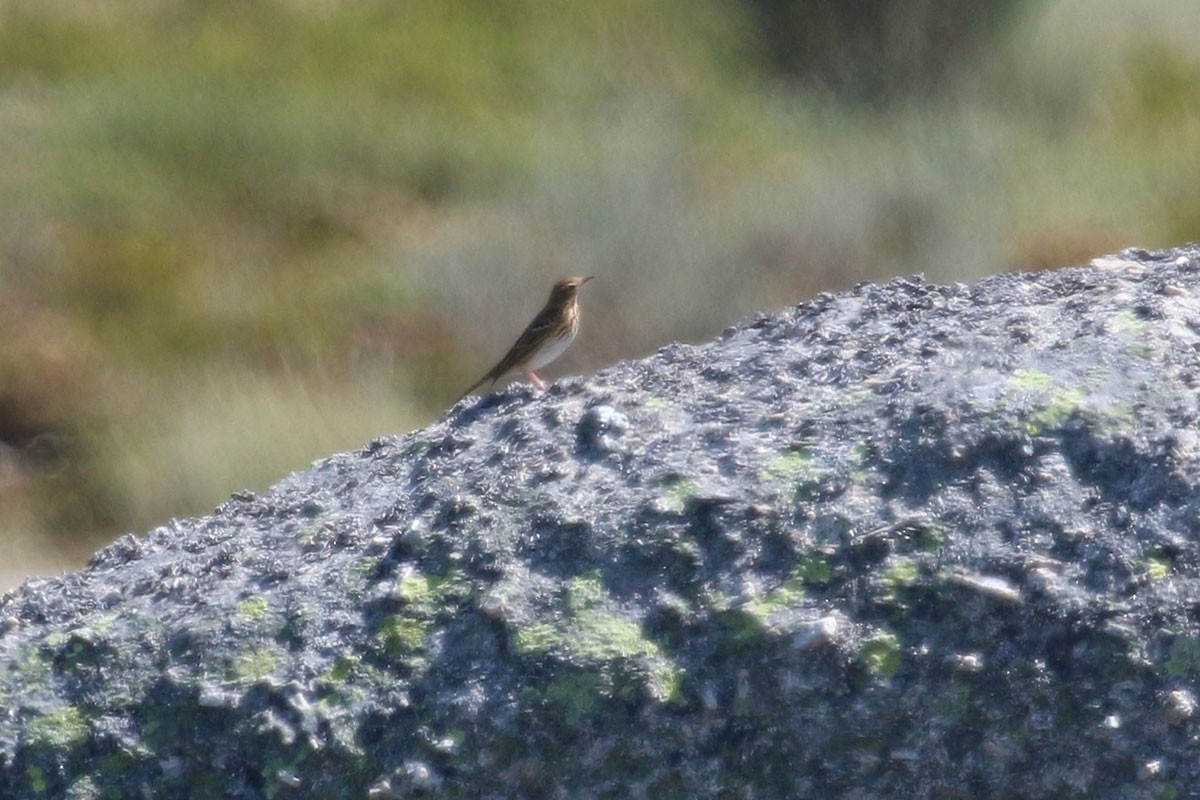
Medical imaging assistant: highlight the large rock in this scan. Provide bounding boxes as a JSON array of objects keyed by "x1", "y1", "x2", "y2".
[{"x1": 3, "y1": 246, "x2": 1200, "y2": 799}]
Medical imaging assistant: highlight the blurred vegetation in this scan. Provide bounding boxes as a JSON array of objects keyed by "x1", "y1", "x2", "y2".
[
  {"x1": 0, "y1": 0, "x2": 1198, "y2": 588},
  {"x1": 744, "y1": 0, "x2": 1030, "y2": 102}
]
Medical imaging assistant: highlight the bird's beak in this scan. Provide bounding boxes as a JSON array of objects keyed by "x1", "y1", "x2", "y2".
[{"x1": 582, "y1": 276, "x2": 595, "y2": 284}]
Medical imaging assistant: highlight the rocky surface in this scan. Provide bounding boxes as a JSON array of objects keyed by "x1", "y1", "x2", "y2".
[{"x1": 4, "y1": 246, "x2": 1200, "y2": 798}]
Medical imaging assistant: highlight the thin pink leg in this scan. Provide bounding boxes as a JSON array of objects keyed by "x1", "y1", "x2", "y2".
[{"x1": 526, "y1": 372, "x2": 547, "y2": 390}]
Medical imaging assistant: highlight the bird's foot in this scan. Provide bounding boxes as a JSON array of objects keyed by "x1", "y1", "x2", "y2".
[{"x1": 526, "y1": 372, "x2": 548, "y2": 391}]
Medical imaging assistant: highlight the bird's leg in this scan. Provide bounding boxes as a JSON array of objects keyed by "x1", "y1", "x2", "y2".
[{"x1": 526, "y1": 371, "x2": 547, "y2": 390}]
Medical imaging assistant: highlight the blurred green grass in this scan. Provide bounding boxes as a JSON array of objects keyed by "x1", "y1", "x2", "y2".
[{"x1": 1, "y1": 0, "x2": 1198, "y2": 589}]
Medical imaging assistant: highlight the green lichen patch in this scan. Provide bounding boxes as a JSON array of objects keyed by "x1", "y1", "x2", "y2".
[
  {"x1": 226, "y1": 648, "x2": 280, "y2": 682},
  {"x1": 881, "y1": 557, "x2": 919, "y2": 603},
  {"x1": 762, "y1": 449, "x2": 824, "y2": 502},
  {"x1": 1008, "y1": 369, "x2": 1087, "y2": 434},
  {"x1": 764, "y1": 449, "x2": 816, "y2": 482},
  {"x1": 394, "y1": 574, "x2": 438, "y2": 607},
  {"x1": 369, "y1": 569, "x2": 468, "y2": 664},
  {"x1": 709, "y1": 571, "x2": 811, "y2": 653},
  {"x1": 377, "y1": 614, "x2": 429, "y2": 659},
  {"x1": 658, "y1": 477, "x2": 697, "y2": 514},
  {"x1": 98, "y1": 750, "x2": 137, "y2": 784},
  {"x1": 1086, "y1": 402, "x2": 1139, "y2": 439},
  {"x1": 47, "y1": 629, "x2": 119, "y2": 675},
  {"x1": 712, "y1": 605, "x2": 767, "y2": 650},
  {"x1": 565, "y1": 571, "x2": 607, "y2": 613},
  {"x1": 512, "y1": 574, "x2": 683, "y2": 708},
  {"x1": 859, "y1": 632, "x2": 902, "y2": 680},
  {"x1": 1010, "y1": 369, "x2": 1055, "y2": 393},
  {"x1": 1140, "y1": 555, "x2": 1171, "y2": 582},
  {"x1": 742, "y1": 576, "x2": 807, "y2": 622},
  {"x1": 542, "y1": 672, "x2": 602, "y2": 724},
  {"x1": 42, "y1": 630, "x2": 71, "y2": 651},
  {"x1": 645, "y1": 659, "x2": 685, "y2": 704},
  {"x1": 849, "y1": 444, "x2": 873, "y2": 485},
  {"x1": 512, "y1": 623, "x2": 559, "y2": 655},
  {"x1": 323, "y1": 655, "x2": 362, "y2": 685},
  {"x1": 1028, "y1": 387, "x2": 1084, "y2": 433},
  {"x1": 25, "y1": 765, "x2": 46, "y2": 794},
  {"x1": 1107, "y1": 309, "x2": 1146, "y2": 335},
  {"x1": 1165, "y1": 635, "x2": 1200, "y2": 678},
  {"x1": 316, "y1": 661, "x2": 394, "y2": 726},
  {"x1": 75, "y1": 612, "x2": 122, "y2": 639},
  {"x1": 235, "y1": 597, "x2": 270, "y2": 621},
  {"x1": 24, "y1": 705, "x2": 89, "y2": 751},
  {"x1": 531, "y1": 609, "x2": 661, "y2": 665},
  {"x1": 576, "y1": 611, "x2": 660, "y2": 661},
  {"x1": 797, "y1": 553, "x2": 835, "y2": 587},
  {"x1": 393, "y1": 569, "x2": 468, "y2": 613},
  {"x1": 64, "y1": 775, "x2": 98, "y2": 800},
  {"x1": 914, "y1": 524, "x2": 945, "y2": 552}
]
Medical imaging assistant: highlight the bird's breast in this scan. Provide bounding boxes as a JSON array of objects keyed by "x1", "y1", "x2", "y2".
[{"x1": 526, "y1": 326, "x2": 577, "y2": 371}]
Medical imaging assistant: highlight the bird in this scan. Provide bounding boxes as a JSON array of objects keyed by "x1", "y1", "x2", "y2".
[{"x1": 456, "y1": 276, "x2": 594, "y2": 404}]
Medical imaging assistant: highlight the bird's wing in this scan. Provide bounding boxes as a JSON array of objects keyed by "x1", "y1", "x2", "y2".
[
  {"x1": 489, "y1": 307, "x2": 557, "y2": 377},
  {"x1": 455, "y1": 304, "x2": 556, "y2": 404}
]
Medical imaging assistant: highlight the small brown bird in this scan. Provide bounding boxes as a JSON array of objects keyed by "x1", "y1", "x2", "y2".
[{"x1": 456, "y1": 276, "x2": 594, "y2": 403}]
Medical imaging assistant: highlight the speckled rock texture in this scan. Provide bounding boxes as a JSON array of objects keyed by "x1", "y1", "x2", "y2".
[{"x1": 4, "y1": 246, "x2": 1200, "y2": 799}]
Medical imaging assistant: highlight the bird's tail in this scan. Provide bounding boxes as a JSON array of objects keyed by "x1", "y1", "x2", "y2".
[{"x1": 454, "y1": 374, "x2": 494, "y2": 406}]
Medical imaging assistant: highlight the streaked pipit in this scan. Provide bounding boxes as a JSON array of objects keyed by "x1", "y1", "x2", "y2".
[{"x1": 456, "y1": 276, "x2": 593, "y2": 403}]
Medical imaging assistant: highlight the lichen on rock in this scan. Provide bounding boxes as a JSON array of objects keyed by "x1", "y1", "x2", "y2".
[{"x1": 3, "y1": 246, "x2": 1200, "y2": 798}]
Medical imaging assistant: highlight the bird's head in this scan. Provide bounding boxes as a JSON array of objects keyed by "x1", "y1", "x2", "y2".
[{"x1": 548, "y1": 275, "x2": 594, "y2": 304}]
